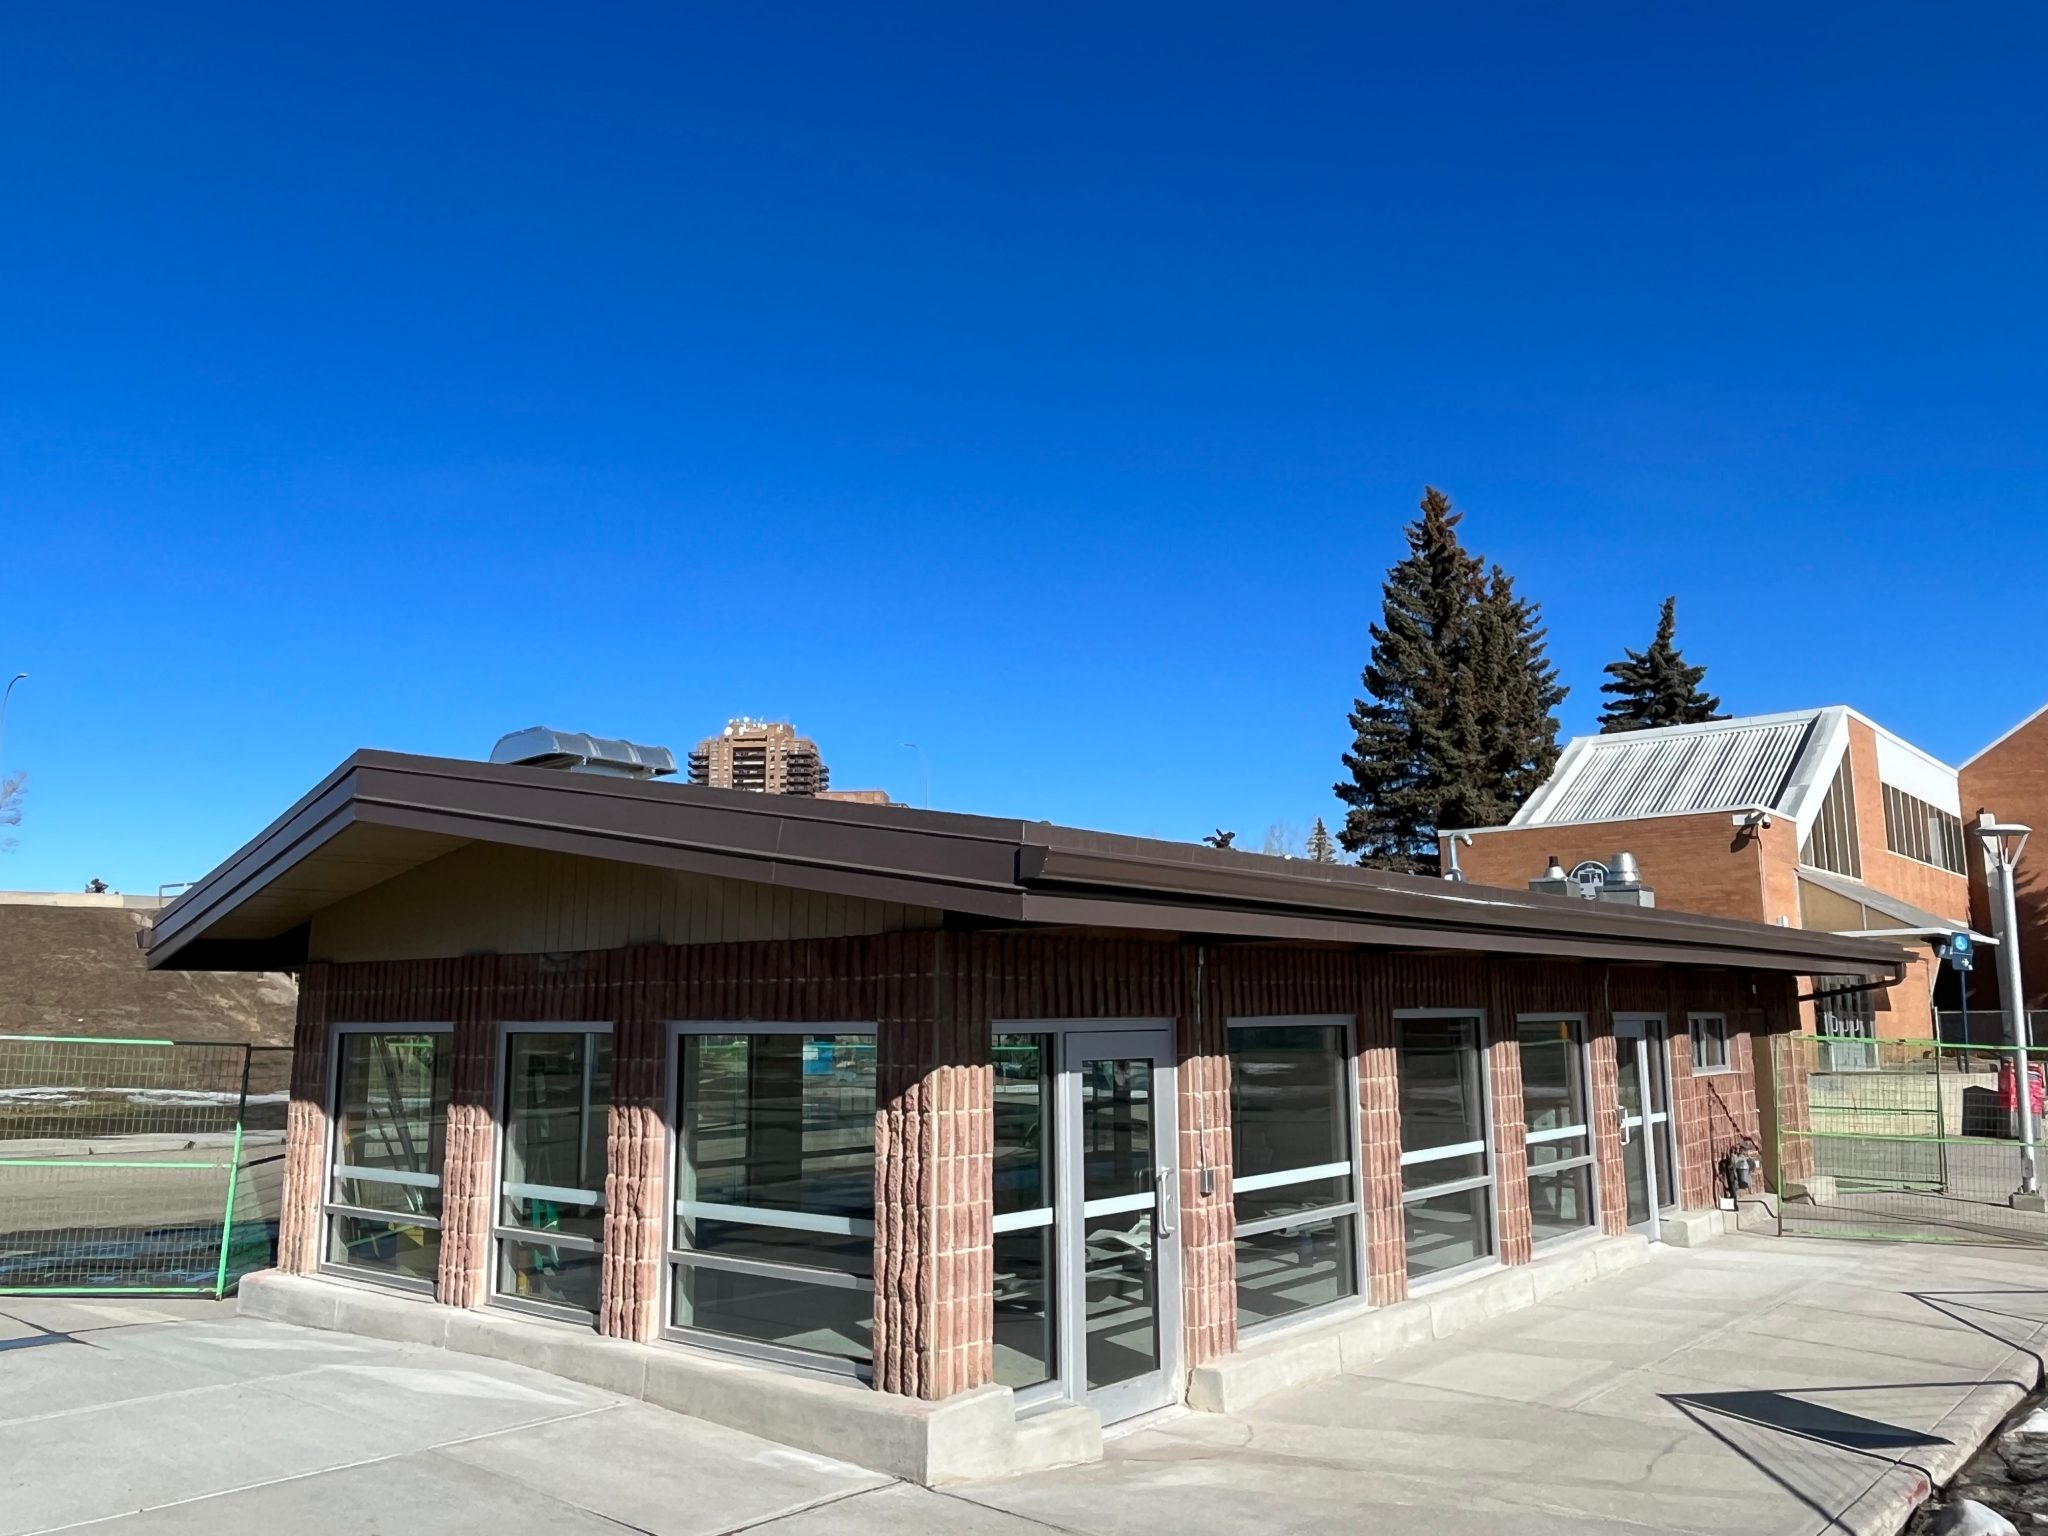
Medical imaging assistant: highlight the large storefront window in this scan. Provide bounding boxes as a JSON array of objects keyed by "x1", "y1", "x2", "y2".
[
  {"x1": 670, "y1": 1027, "x2": 876, "y2": 1371},
  {"x1": 496, "y1": 1027, "x2": 612, "y2": 1316},
  {"x1": 1517, "y1": 1016, "x2": 1596, "y2": 1245},
  {"x1": 1228, "y1": 1016, "x2": 1359, "y2": 1329},
  {"x1": 326, "y1": 1027, "x2": 451, "y2": 1287},
  {"x1": 1397, "y1": 1015, "x2": 1493, "y2": 1280}
]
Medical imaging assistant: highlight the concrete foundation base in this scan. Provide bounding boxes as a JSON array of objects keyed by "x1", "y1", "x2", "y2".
[
  {"x1": 1660, "y1": 1196, "x2": 1778, "y2": 1247},
  {"x1": 236, "y1": 1271, "x2": 1100, "y2": 1485},
  {"x1": 1185, "y1": 1233, "x2": 1650, "y2": 1415},
  {"x1": 1785, "y1": 1174, "x2": 1839, "y2": 1205},
  {"x1": 2011, "y1": 1191, "x2": 2048, "y2": 1213}
]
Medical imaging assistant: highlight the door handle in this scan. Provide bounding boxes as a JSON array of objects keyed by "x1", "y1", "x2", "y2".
[
  {"x1": 1157, "y1": 1168, "x2": 1176, "y2": 1239},
  {"x1": 1618, "y1": 1108, "x2": 1633, "y2": 1146}
]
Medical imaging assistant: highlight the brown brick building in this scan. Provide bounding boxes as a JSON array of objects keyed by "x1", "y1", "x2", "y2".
[
  {"x1": 1961, "y1": 703, "x2": 2048, "y2": 1011},
  {"x1": 146, "y1": 750, "x2": 1901, "y2": 1475},
  {"x1": 1442, "y1": 708, "x2": 1975, "y2": 1049}
]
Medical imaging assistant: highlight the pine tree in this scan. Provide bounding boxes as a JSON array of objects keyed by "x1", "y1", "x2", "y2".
[
  {"x1": 1597, "y1": 596, "x2": 1722, "y2": 733},
  {"x1": 1305, "y1": 817, "x2": 1339, "y2": 864},
  {"x1": 1336, "y1": 488, "x2": 1567, "y2": 873}
]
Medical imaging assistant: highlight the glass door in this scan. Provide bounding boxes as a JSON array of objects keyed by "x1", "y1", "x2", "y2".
[
  {"x1": 1615, "y1": 1018, "x2": 1676, "y2": 1238},
  {"x1": 1058, "y1": 1029, "x2": 1181, "y2": 1423}
]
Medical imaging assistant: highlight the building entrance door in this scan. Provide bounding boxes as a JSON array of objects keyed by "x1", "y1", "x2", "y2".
[
  {"x1": 1615, "y1": 1018, "x2": 1676, "y2": 1239},
  {"x1": 1055, "y1": 1028, "x2": 1182, "y2": 1423}
]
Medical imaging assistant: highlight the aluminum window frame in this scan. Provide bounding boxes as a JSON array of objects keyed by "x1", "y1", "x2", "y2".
[
  {"x1": 490, "y1": 1020, "x2": 615, "y2": 1326},
  {"x1": 1686, "y1": 1012, "x2": 1733, "y2": 1077},
  {"x1": 1514, "y1": 1012, "x2": 1601, "y2": 1247},
  {"x1": 1225, "y1": 1012, "x2": 1367, "y2": 1338},
  {"x1": 1393, "y1": 1007, "x2": 1499, "y2": 1285},
  {"x1": 1614, "y1": 1012, "x2": 1680, "y2": 1222},
  {"x1": 661, "y1": 1018, "x2": 879, "y2": 1382},
  {"x1": 320, "y1": 1020, "x2": 454, "y2": 1295}
]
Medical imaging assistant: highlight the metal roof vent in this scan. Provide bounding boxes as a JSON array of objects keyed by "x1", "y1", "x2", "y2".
[
  {"x1": 490, "y1": 727, "x2": 677, "y2": 780},
  {"x1": 1594, "y1": 850, "x2": 1655, "y2": 908}
]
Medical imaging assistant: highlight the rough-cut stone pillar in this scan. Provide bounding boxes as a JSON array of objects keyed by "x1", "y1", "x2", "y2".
[
  {"x1": 1588, "y1": 1010, "x2": 1630, "y2": 1238},
  {"x1": 1487, "y1": 1020, "x2": 1533, "y2": 1266},
  {"x1": 1669, "y1": 1012, "x2": 1713, "y2": 1210},
  {"x1": 601, "y1": 947, "x2": 669, "y2": 1342},
  {"x1": 1755, "y1": 996, "x2": 1815, "y2": 1188},
  {"x1": 276, "y1": 963, "x2": 333, "y2": 1274},
  {"x1": 1356, "y1": 981, "x2": 1407, "y2": 1304},
  {"x1": 436, "y1": 955, "x2": 499, "y2": 1308},
  {"x1": 1178, "y1": 948, "x2": 1236, "y2": 1369},
  {"x1": 873, "y1": 933, "x2": 993, "y2": 1400}
]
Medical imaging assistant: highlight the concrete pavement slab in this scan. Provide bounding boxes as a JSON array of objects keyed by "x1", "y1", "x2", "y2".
[
  {"x1": 433, "y1": 1398, "x2": 892, "y2": 1536},
  {"x1": 750, "y1": 1483, "x2": 1067, "y2": 1534}
]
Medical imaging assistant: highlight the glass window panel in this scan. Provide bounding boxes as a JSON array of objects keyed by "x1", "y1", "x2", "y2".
[
  {"x1": 333, "y1": 1032, "x2": 449, "y2": 1182},
  {"x1": 994, "y1": 1035, "x2": 1052, "y2": 1219},
  {"x1": 1079, "y1": 1058, "x2": 1153, "y2": 1202},
  {"x1": 334, "y1": 1175, "x2": 444, "y2": 1219},
  {"x1": 1527, "y1": 1164, "x2": 1595, "y2": 1245},
  {"x1": 677, "y1": 1034, "x2": 876, "y2": 1225},
  {"x1": 1516, "y1": 1019, "x2": 1586, "y2": 1137},
  {"x1": 1403, "y1": 1185, "x2": 1492, "y2": 1278},
  {"x1": 1083, "y1": 1210, "x2": 1159, "y2": 1390},
  {"x1": 328, "y1": 1214, "x2": 440, "y2": 1284},
  {"x1": 1234, "y1": 1216, "x2": 1357, "y2": 1329},
  {"x1": 1398, "y1": 1149, "x2": 1487, "y2": 1190},
  {"x1": 498, "y1": 1237, "x2": 602, "y2": 1313},
  {"x1": 1397, "y1": 1018, "x2": 1485, "y2": 1156},
  {"x1": 1526, "y1": 1136, "x2": 1590, "y2": 1168},
  {"x1": 671, "y1": 1263, "x2": 871, "y2": 1363},
  {"x1": 501, "y1": 1031, "x2": 610, "y2": 1234},
  {"x1": 1227, "y1": 1024, "x2": 1347, "y2": 1183},
  {"x1": 993, "y1": 1226, "x2": 1056, "y2": 1391},
  {"x1": 675, "y1": 1219, "x2": 872, "y2": 1276},
  {"x1": 502, "y1": 1191, "x2": 604, "y2": 1244},
  {"x1": 1234, "y1": 1175, "x2": 1352, "y2": 1226}
]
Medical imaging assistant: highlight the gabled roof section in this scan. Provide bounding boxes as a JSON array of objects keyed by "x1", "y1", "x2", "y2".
[
  {"x1": 1964, "y1": 701, "x2": 2048, "y2": 770},
  {"x1": 1510, "y1": 709, "x2": 1843, "y2": 830},
  {"x1": 142, "y1": 750, "x2": 1911, "y2": 981}
]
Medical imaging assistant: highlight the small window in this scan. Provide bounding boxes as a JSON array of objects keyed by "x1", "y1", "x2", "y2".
[
  {"x1": 496, "y1": 1026, "x2": 612, "y2": 1316},
  {"x1": 326, "y1": 1027, "x2": 452, "y2": 1289},
  {"x1": 1688, "y1": 1014, "x2": 1731, "y2": 1075}
]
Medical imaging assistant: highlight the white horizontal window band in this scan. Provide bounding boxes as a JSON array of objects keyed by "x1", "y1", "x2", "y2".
[
  {"x1": 992, "y1": 1208, "x2": 1054, "y2": 1234},
  {"x1": 1234, "y1": 1202, "x2": 1360, "y2": 1239},
  {"x1": 668, "y1": 1250, "x2": 874, "y2": 1291},
  {"x1": 1080, "y1": 1191, "x2": 1155, "y2": 1219},
  {"x1": 1401, "y1": 1174, "x2": 1493, "y2": 1201},
  {"x1": 333, "y1": 1164, "x2": 440, "y2": 1189},
  {"x1": 1232, "y1": 1161, "x2": 1353, "y2": 1194},
  {"x1": 1527, "y1": 1155, "x2": 1597, "y2": 1175},
  {"x1": 327, "y1": 1203, "x2": 440, "y2": 1229},
  {"x1": 505, "y1": 1181, "x2": 604, "y2": 1207},
  {"x1": 675, "y1": 1200, "x2": 875, "y2": 1237},
  {"x1": 495, "y1": 1226, "x2": 599, "y2": 1252},
  {"x1": 1524, "y1": 1124, "x2": 1590, "y2": 1146},
  {"x1": 1399, "y1": 1140, "x2": 1485, "y2": 1167}
]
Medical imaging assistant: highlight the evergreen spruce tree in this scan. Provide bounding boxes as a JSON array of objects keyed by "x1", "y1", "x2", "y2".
[
  {"x1": 1305, "y1": 817, "x2": 1339, "y2": 864},
  {"x1": 1597, "y1": 596, "x2": 1722, "y2": 733},
  {"x1": 1336, "y1": 489, "x2": 1567, "y2": 873}
]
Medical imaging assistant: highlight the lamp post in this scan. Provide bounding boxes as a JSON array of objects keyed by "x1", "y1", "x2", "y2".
[
  {"x1": 1975, "y1": 813, "x2": 2040, "y2": 1208},
  {"x1": 0, "y1": 672, "x2": 26, "y2": 773},
  {"x1": 899, "y1": 742, "x2": 931, "y2": 810}
]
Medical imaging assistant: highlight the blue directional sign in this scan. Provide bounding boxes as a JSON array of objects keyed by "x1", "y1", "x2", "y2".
[{"x1": 1945, "y1": 932, "x2": 1974, "y2": 970}]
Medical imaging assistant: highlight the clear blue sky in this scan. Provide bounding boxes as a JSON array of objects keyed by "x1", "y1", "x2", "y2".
[{"x1": 4, "y1": 5, "x2": 2044, "y2": 892}]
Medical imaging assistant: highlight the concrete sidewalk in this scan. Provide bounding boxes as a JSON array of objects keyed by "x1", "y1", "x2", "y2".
[{"x1": 3, "y1": 1232, "x2": 2044, "y2": 1535}]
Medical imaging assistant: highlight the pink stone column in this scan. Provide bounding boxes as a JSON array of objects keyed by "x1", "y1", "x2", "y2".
[
  {"x1": 1487, "y1": 1020, "x2": 1532, "y2": 1265},
  {"x1": 1357, "y1": 1006, "x2": 1408, "y2": 1305},
  {"x1": 1588, "y1": 1015, "x2": 1630, "y2": 1238},
  {"x1": 1178, "y1": 949, "x2": 1236, "y2": 1369},
  {"x1": 436, "y1": 957, "x2": 499, "y2": 1308},
  {"x1": 276, "y1": 963, "x2": 332, "y2": 1274},
  {"x1": 601, "y1": 950, "x2": 669, "y2": 1342},
  {"x1": 872, "y1": 933, "x2": 994, "y2": 1400}
]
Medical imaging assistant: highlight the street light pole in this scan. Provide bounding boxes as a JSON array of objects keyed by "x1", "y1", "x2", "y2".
[
  {"x1": 1976, "y1": 812, "x2": 2040, "y2": 1208},
  {"x1": 0, "y1": 672, "x2": 26, "y2": 774},
  {"x1": 899, "y1": 742, "x2": 931, "y2": 810}
]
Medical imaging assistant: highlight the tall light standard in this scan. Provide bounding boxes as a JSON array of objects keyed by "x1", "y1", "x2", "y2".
[
  {"x1": 1975, "y1": 812, "x2": 2040, "y2": 1208},
  {"x1": 0, "y1": 672, "x2": 26, "y2": 773},
  {"x1": 899, "y1": 742, "x2": 931, "y2": 810}
]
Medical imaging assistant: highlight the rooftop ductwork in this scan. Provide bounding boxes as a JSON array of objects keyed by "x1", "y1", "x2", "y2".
[{"x1": 489, "y1": 727, "x2": 677, "y2": 780}]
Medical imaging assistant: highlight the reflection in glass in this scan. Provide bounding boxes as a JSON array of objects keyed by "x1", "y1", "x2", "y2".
[
  {"x1": 1083, "y1": 1210, "x2": 1159, "y2": 1390},
  {"x1": 1079, "y1": 1059, "x2": 1152, "y2": 1200},
  {"x1": 1518, "y1": 1019, "x2": 1595, "y2": 1244},
  {"x1": 1528, "y1": 1165, "x2": 1594, "y2": 1245},
  {"x1": 1403, "y1": 1186, "x2": 1492, "y2": 1278},
  {"x1": 1234, "y1": 1216, "x2": 1357, "y2": 1328},
  {"x1": 328, "y1": 1031, "x2": 450, "y2": 1282},
  {"x1": 672, "y1": 1032, "x2": 876, "y2": 1365},
  {"x1": 1517, "y1": 1020, "x2": 1586, "y2": 1138},
  {"x1": 1398, "y1": 1019, "x2": 1485, "y2": 1156},
  {"x1": 994, "y1": 1227, "x2": 1056, "y2": 1390},
  {"x1": 1229, "y1": 1025, "x2": 1346, "y2": 1190},
  {"x1": 498, "y1": 1237, "x2": 602, "y2": 1313}
]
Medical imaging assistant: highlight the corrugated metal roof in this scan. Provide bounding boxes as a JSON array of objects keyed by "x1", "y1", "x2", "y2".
[{"x1": 1521, "y1": 714, "x2": 1821, "y2": 826}]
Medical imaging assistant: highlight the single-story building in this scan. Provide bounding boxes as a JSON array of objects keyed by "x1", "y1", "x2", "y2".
[{"x1": 145, "y1": 750, "x2": 1906, "y2": 1473}]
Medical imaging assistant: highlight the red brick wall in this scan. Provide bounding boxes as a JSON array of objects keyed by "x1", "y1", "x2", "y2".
[
  {"x1": 1449, "y1": 813, "x2": 1773, "y2": 923},
  {"x1": 1961, "y1": 709, "x2": 2048, "y2": 1010}
]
